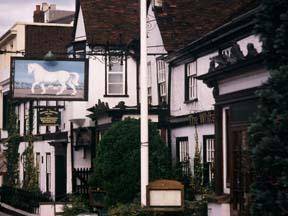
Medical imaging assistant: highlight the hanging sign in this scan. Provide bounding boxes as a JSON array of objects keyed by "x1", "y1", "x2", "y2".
[
  {"x1": 11, "y1": 57, "x2": 88, "y2": 101},
  {"x1": 38, "y1": 107, "x2": 61, "y2": 126}
]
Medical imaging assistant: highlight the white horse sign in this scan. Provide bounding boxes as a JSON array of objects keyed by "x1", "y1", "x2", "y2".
[{"x1": 11, "y1": 57, "x2": 88, "y2": 101}]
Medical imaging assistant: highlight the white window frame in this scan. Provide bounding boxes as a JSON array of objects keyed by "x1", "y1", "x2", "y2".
[
  {"x1": 178, "y1": 139, "x2": 189, "y2": 162},
  {"x1": 46, "y1": 153, "x2": 51, "y2": 193},
  {"x1": 186, "y1": 61, "x2": 197, "y2": 100},
  {"x1": 157, "y1": 59, "x2": 167, "y2": 102},
  {"x1": 206, "y1": 138, "x2": 215, "y2": 163},
  {"x1": 107, "y1": 58, "x2": 126, "y2": 95}
]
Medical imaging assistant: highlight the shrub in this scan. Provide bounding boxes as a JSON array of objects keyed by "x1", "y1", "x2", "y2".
[
  {"x1": 108, "y1": 200, "x2": 207, "y2": 216},
  {"x1": 62, "y1": 194, "x2": 90, "y2": 216},
  {"x1": 90, "y1": 118, "x2": 172, "y2": 205}
]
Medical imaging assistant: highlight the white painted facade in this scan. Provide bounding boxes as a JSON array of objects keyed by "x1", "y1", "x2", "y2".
[
  {"x1": 0, "y1": 22, "x2": 72, "y2": 200},
  {"x1": 170, "y1": 53, "x2": 215, "y2": 171},
  {"x1": 203, "y1": 34, "x2": 266, "y2": 216}
]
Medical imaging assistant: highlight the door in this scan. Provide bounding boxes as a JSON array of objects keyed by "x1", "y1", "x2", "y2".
[
  {"x1": 55, "y1": 144, "x2": 67, "y2": 201},
  {"x1": 230, "y1": 127, "x2": 251, "y2": 216}
]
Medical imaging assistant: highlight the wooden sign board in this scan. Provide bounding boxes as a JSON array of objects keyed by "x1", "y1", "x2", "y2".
[
  {"x1": 38, "y1": 107, "x2": 61, "y2": 126},
  {"x1": 146, "y1": 180, "x2": 184, "y2": 211}
]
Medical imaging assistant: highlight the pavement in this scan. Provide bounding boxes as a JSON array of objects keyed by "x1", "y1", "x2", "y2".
[{"x1": 0, "y1": 212, "x2": 11, "y2": 216}]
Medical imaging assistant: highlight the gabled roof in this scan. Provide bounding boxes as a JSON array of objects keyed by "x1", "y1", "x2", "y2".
[
  {"x1": 79, "y1": 0, "x2": 141, "y2": 46},
  {"x1": 155, "y1": 0, "x2": 259, "y2": 52}
]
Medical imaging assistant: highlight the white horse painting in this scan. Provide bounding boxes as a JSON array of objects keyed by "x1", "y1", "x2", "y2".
[{"x1": 28, "y1": 63, "x2": 80, "y2": 95}]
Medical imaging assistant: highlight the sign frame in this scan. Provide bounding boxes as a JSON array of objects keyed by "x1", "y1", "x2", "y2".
[
  {"x1": 10, "y1": 56, "x2": 89, "y2": 101},
  {"x1": 38, "y1": 107, "x2": 61, "y2": 126}
]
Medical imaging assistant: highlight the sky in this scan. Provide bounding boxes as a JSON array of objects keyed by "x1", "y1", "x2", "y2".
[
  {"x1": 15, "y1": 59, "x2": 85, "y2": 84},
  {"x1": 0, "y1": 0, "x2": 75, "y2": 36}
]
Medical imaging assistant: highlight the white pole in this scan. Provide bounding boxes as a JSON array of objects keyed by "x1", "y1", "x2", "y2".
[{"x1": 140, "y1": 0, "x2": 148, "y2": 207}]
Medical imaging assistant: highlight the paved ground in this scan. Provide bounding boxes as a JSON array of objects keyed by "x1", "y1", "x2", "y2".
[{"x1": 0, "y1": 212, "x2": 11, "y2": 216}]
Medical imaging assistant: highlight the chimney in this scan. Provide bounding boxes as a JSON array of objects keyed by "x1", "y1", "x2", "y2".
[
  {"x1": 42, "y1": 2, "x2": 49, "y2": 12},
  {"x1": 33, "y1": 5, "x2": 44, "y2": 23}
]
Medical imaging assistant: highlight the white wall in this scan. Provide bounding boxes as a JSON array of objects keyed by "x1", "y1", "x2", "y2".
[
  {"x1": 208, "y1": 203, "x2": 230, "y2": 216},
  {"x1": 75, "y1": 7, "x2": 86, "y2": 42},
  {"x1": 18, "y1": 141, "x2": 56, "y2": 198},
  {"x1": 170, "y1": 56, "x2": 215, "y2": 117},
  {"x1": 147, "y1": 3, "x2": 168, "y2": 106},
  {"x1": 171, "y1": 123, "x2": 214, "y2": 171},
  {"x1": 219, "y1": 69, "x2": 269, "y2": 95}
]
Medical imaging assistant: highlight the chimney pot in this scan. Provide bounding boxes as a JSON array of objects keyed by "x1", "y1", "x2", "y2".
[{"x1": 36, "y1": 5, "x2": 41, "y2": 11}]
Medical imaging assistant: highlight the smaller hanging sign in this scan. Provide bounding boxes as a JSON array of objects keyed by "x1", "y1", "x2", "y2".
[{"x1": 38, "y1": 107, "x2": 61, "y2": 126}]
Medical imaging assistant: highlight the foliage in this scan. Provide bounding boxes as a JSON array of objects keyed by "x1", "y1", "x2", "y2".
[
  {"x1": 4, "y1": 100, "x2": 20, "y2": 187},
  {"x1": 191, "y1": 126, "x2": 203, "y2": 195},
  {"x1": 249, "y1": 0, "x2": 288, "y2": 215},
  {"x1": 0, "y1": 185, "x2": 52, "y2": 213},
  {"x1": 22, "y1": 104, "x2": 39, "y2": 192},
  {"x1": 62, "y1": 194, "x2": 90, "y2": 216},
  {"x1": 108, "y1": 200, "x2": 208, "y2": 216},
  {"x1": 90, "y1": 118, "x2": 172, "y2": 205},
  {"x1": 255, "y1": 0, "x2": 288, "y2": 69},
  {"x1": 249, "y1": 66, "x2": 288, "y2": 215}
]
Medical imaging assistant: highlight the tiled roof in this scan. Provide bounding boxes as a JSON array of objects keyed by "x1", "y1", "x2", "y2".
[
  {"x1": 155, "y1": 0, "x2": 259, "y2": 52},
  {"x1": 25, "y1": 25, "x2": 73, "y2": 57},
  {"x1": 80, "y1": 0, "x2": 140, "y2": 46}
]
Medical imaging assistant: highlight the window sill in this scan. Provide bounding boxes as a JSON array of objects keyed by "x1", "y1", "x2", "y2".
[
  {"x1": 103, "y1": 94, "x2": 129, "y2": 98},
  {"x1": 184, "y1": 98, "x2": 198, "y2": 104}
]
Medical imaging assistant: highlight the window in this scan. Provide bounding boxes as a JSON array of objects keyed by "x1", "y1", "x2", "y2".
[
  {"x1": 203, "y1": 136, "x2": 215, "y2": 185},
  {"x1": 2, "y1": 93, "x2": 9, "y2": 130},
  {"x1": 36, "y1": 153, "x2": 41, "y2": 186},
  {"x1": 106, "y1": 57, "x2": 126, "y2": 95},
  {"x1": 176, "y1": 137, "x2": 190, "y2": 176},
  {"x1": 185, "y1": 61, "x2": 197, "y2": 101},
  {"x1": 157, "y1": 59, "x2": 167, "y2": 103},
  {"x1": 147, "y1": 62, "x2": 152, "y2": 105},
  {"x1": 206, "y1": 138, "x2": 215, "y2": 163},
  {"x1": 46, "y1": 153, "x2": 51, "y2": 193}
]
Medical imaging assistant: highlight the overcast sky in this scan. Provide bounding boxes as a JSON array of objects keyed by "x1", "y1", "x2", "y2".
[{"x1": 0, "y1": 0, "x2": 75, "y2": 36}]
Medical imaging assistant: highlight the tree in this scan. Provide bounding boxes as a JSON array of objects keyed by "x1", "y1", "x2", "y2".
[
  {"x1": 89, "y1": 118, "x2": 172, "y2": 205},
  {"x1": 255, "y1": 0, "x2": 288, "y2": 69},
  {"x1": 249, "y1": 66, "x2": 288, "y2": 215},
  {"x1": 250, "y1": 1, "x2": 288, "y2": 214}
]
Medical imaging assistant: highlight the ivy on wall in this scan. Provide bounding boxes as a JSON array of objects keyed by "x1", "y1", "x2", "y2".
[{"x1": 4, "y1": 100, "x2": 20, "y2": 187}]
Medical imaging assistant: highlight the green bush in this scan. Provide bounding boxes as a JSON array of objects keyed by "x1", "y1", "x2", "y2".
[
  {"x1": 108, "y1": 200, "x2": 207, "y2": 216},
  {"x1": 62, "y1": 194, "x2": 90, "y2": 216},
  {"x1": 90, "y1": 118, "x2": 172, "y2": 205}
]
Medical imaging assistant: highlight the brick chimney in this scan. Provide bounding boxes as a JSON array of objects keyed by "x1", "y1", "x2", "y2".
[{"x1": 33, "y1": 5, "x2": 44, "y2": 23}]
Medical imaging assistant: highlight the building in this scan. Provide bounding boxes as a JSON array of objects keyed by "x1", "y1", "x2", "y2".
[
  {"x1": 34, "y1": 3, "x2": 74, "y2": 24},
  {"x1": 0, "y1": 9, "x2": 73, "y2": 198},
  {"x1": 67, "y1": 0, "x2": 173, "y2": 194},
  {"x1": 196, "y1": 5, "x2": 265, "y2": 216}
]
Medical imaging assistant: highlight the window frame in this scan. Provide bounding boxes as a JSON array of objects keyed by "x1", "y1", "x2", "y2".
[
  {"x1": 156, "y1": 59, "x2": 167, "y2": 104},
  {"x1": 185, "y1": 61, "x2": 198, "y2": 102},
  {"x1": 46, "y1": 153, "x2": 51, "y2": 193},
  {"x1": 104, "y1": 54, "x2": 128, "y2": 97},
  {"x1": 176, "y1": 137, "x2": 189, "y2": 163},
  {"x1": 36, "y1": 152, "x2": 41, "y2": 186}
]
